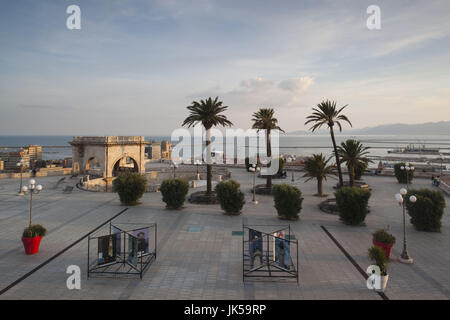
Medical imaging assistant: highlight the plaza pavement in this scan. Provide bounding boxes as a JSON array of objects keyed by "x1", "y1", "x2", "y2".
[{"x1": 0, "y1": 169, "x2": 448, "y2": 300}]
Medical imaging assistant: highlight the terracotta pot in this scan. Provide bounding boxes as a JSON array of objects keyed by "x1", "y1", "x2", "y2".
[
  {"x1": 22, "y1": 236, "x2": 42, "y2": 255},
  {"x1": 372, "y1": 239, "x2": 394, "y2": 259}
]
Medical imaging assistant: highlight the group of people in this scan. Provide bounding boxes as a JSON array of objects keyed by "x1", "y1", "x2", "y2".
[{"x1": 431, "y1": 175, "x2": 441, "y2": 187}]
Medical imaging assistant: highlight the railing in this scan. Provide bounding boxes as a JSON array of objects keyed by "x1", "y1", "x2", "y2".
[{"x1": 71, "y1": 136, "x2": 146, "y2": 144}]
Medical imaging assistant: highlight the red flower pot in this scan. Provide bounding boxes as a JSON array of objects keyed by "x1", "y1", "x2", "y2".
[
  {"x1": 372, "y1": 239, "x2": 393, "y2": 259},
  {"x1": 22, "y1": 236, "x2": 42, "y2": 255}
]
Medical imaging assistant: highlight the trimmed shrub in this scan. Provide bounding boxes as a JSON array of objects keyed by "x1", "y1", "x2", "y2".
[
  {"x1": 406, "y1": 188, "x2": 446, "y2": 232},
  {"x1": 215, "y1": 180, "x2": 245, "y2": 214},
  {"x1": 394, "y1": 162, "x2": 414, "y2": 184},
  {"x1": 368, "y1": 246, "x2": 387, "y2": 275},
  {"x1": 113, "y1": 172, "x2": 147, "y2": 205},
  {"x1": 22, "y1": 224, "x2": 47, "y2": 238},
  {"x1": 335, "y1": 187, "x2": 371, "y2": 225},
  {"x1": 372, "y1": 229, "x2": 396, "y2": 245},
  {"x1": 160, "y1": 178, "x2": 189, "y2": 209},
  {"x1": 277, "y1": 156, "x2": 286, "y2": 176},
  {"x1": 354, "y1": 162, "x2": 367, "y2": 181},
  {"x1": 272, "y1": 184, "x2": 303, "y2": 220}
]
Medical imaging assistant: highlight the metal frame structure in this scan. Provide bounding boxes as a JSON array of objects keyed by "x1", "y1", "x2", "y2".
[
  {"x1": 88, "y1": 222, "x2": 157, "y2": 279},
  {"x1": 242, "y1": 224, "x2": 298, "y2": 283}
]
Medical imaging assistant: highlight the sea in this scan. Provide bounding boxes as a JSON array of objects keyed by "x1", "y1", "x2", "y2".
[{"x1": 0, "y1": 135, "x2": 449, "y2": 166}]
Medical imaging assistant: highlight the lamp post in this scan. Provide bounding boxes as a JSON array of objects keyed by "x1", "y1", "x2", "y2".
[
  {"x1": 439, "y1": 153, "x2": 444, "y2": 177},
  {"x1": 395, "y1": 188, "x2": 417, "y2": 264},
  {"x1": 16, "y1": 160, "x2": 25, "y2": 196},
  {"x1": 400, "y1": 164, "x2": 415, "y2": 188},
  {"x1": 21, "y1": 179, "x2": 43, "y2": 227},
  {"x1": 171, "y1": 162, "x2": 178, "y2": 179},
  {"x1": 249, "y1": 163, "x2": 260, "y2": 205}
]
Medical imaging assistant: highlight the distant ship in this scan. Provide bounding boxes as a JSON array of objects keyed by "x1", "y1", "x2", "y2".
[{"x1": 387, "y1": 144, "x2": 440, "y2": 155}]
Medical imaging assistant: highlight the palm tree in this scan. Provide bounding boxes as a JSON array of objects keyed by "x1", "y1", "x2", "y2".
[
  {"x1": 302, "y1": 154, "x2": 336, "y2": 196},
  {"x1": 338, "y1": 139, "x2": 371, "y2": 187},
  {"x1": 182, "y1": 97, "x2": 232, "y2": 195},
  {"x1": 251, "y1": 108, "x2": 285, "y2": 192},
  {"x1": 305, "y1": 100, "x2": 352, "y2": 187}
]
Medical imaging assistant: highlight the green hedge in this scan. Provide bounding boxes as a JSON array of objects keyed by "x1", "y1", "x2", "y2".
[
  {"x1": 160, "y1": 178, "x2": 189, "y2": 209},
  {"x1": 372, "y1": 229, "x2": 396, "y2": 245},
  {"x1": 272, "y1": 184, "x2": 303, "y2": 220},
  {"x1": 394, "y1": 163, "x2": 414, "y2": 184},
  {"x1": 113, "y1": 172, "x2": 147, "y2": 205},
  {"x1": 335, "y1": 187, "x2": 371, "y2": 225},
  {"x1": 22, "y1": 224, "x2": 47, "y2": 238},
  {"x1": 215, "y1": 180, "x2": 245, "y2": 214},
  {"x1": 406, "y1": 188, "x2": 446, "y2": 232},
  {"x1": 368, "y1": 246, "x2": 387, "y2": 275}
]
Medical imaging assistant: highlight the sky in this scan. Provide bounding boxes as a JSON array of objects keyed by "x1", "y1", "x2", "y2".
[{"x1": 0, "y1": 0, "x2": 449, "y2": 136}]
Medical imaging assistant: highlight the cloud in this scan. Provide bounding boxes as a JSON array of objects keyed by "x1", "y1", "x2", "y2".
[{"x1": 278, "y1": 77, "x2": 315, "y2": 93}]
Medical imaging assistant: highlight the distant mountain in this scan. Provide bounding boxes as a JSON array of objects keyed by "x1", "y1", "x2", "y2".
[{"x1": 289, "y1": 121, "x2": 450, "y2": 135}]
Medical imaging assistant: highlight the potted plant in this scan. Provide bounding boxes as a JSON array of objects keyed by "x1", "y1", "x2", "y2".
[
  {"x1": 21, "y1": 179, "x2": 46, "y2": 255},
  {"x1": 368, "y1": 246, "x2": 389, "y2": 292},
  {"x1": 372, "y1": 229, "x2": 396, "y2": 259},
  {"x1": 22, "y1": 224, "x2": 47, "y2": 255}
]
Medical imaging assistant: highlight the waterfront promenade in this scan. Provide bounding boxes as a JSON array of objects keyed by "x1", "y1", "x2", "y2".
[{"x1": 0, "y1": 169, "x2": 448, "y2": 300}]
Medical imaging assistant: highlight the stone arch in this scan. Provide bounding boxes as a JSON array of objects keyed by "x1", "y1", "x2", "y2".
[{"x1": 110, "y1": 155, "x2": 139, "y2": 177}]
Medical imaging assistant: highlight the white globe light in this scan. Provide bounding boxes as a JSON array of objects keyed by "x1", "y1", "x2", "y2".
[
  {"x1": 29, "y1": 179, "x2": 36, "y2": 185},
  {"x1": 249, "y1": 167, "x2": 255, "y2": 172},
  {"x1": 410, "y1": 166, "x2": 415, "y2": 171},
  {"x1": 21, "y1": 186, "x2": 28, "y2": 193},
  {"x1": 400, "y1": 188, "x2": 407, "y2": 195},
  {"x1": 401, "y1": 166, "x2": 405, "y2": 170},
  {"x1": 409, "y1": 195, "x2": 417, "y2": 203},
  {"x1": 395, "y1": 193, "x2": 403, "y2": 203},
  {"x1": 406, "y1": 167, "x2": 410, "y2": 171},
  {"x1": 36, "y1": 185, "x2": 43, "y2": 191}
]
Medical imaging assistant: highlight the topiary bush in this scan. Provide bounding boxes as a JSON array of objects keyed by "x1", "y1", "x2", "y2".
[
  {"x1": 335, "y1": 187, "x2": 371, "y2": 225},
  {"x1": 160, "y1": 178, "x2": 189, "y2": 209},
  {"x1": 22, "y1": 224, "x2": 47, "y2": 238},
  {"x1": 394, "y1": 162, "x2": 414, "y2": 184},
  {"x1": 113, "y1": 172, "x2": 147, "y2": 205},
  {"x1": 272, "y1": 184, "x2": 303, "y2": 220},
  {"x1": 215, "y1": 180, "x2": 245, "y2": 215},
  {"x1": 406, "y1": 188, "x2": 446, "y2": 232},
  {"x1": 372, "y1": 229, "x2": 396, "y2": 245},
  {"x1": 368, "y1": 246, "x2": 387, "y2": 275},
  {"x1": 354, "y1": 161, "x2": 367, "y2": 181}
]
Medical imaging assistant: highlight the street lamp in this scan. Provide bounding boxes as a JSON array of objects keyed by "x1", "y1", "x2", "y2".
[
  {"x1": 395, "y1": 188, "x2": 417, "y2": 264},
  {"x1": 16, "y1": 160, "x2": 25, "y2": 196},
  {"x1": 439, "y1": 153, "x2": 444, "y2": 177},
  {"x1": 171, "y1": 162, "x2": 178, "y2": 179},
  {"x1": 400, "y1": 164, "x2": 415, "y2": 188},
  {"x1": 21, "y1": 179, "x2": 43, "y2": 227},
  {"x1": 249, "y1": 163, "x2": 260, "y2": 205}
]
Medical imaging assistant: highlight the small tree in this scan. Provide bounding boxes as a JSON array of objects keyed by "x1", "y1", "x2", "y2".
[
  {"x1": 113, "y1": 172, "x2": 147, "y2": 205},
  {"x1": 394, "y1": 162, "x2": 414, "y2": 184},
  {"x1": 368, "y1": 246, "x2": 387, "y2": 275},
  {"x1": 160, "y1": 178, "x2": 190, "y2": 209},
  {"x1": 354, "y1": 161, "x2": 368, "y2": 181},
  {"x1": 272, "y1": 184, "x2": 303, "y2": 220},
  {"x1": 335, "y1": 187, "x2": 371, "y2": 225},
  {"x1": 215, "y1": 180, "x2": 245, "y2": 215},
  {"x1": 302, "y1": 153, "x2": 336, "y2": 196},
  {"x1": 406, "y1": 188, "x2": 446, "y2": 232},
  {"x1": 277, "y1": 156, "x2": 286, "y2": 176}
]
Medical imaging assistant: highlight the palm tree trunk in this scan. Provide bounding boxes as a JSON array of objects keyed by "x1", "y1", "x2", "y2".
[
  {"x1": 318, "y1": 178, "x2": 323, "y2": 196},
  {"x1": 349, "y1": 165, "x2": 355, "y2": 187},
  {"x1": 205, "y1": 128, "x2": 212, "y2": 195},
  {"x1": 330, "y1": 127, "x2": 344, "y2": 187},
  {"x1": 266, "y1": 130, "x2": 272, "y2": 191}
]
